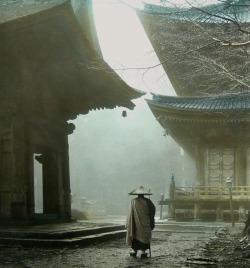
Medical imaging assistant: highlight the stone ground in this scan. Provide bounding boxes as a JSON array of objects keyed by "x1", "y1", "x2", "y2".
[
  {"x1": 0, "y1": 231, "x2": 210, "y2": 268},
  {"x1": 0, "y1": 219, "x2": 249, "y2": 268}
]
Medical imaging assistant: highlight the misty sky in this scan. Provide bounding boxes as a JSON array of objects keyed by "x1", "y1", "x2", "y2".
[{"x1": 92, "y1": 0, "x2": 176, "y2": 97}]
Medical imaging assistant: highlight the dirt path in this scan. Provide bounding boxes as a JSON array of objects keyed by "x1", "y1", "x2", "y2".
[{"x1": 0, "y1": 230, "x2": 214, "y2": 268}]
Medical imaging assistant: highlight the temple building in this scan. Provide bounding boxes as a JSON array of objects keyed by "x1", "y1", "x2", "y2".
[
  {"x1": 148, "y1": 93, "x2": 250, "y2": 221},
  {"x1": 135, "y1": 1, "x2": 250, "y2": 221},
  {"x1": 0, "y1": 0, "x2": 142, "y2": 223}
]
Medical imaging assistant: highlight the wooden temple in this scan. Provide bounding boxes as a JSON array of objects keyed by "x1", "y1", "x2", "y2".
[
  {"x1": 0, "y1": 0, "x2": 142, "y2": 223},
  {"x1": 136, "y1": 2, "x2": 250, "y2": 221}
]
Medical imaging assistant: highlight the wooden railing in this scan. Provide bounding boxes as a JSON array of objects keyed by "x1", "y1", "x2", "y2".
[{"x1": 174, "y1": 186, "x2": 250, "y2": 199}]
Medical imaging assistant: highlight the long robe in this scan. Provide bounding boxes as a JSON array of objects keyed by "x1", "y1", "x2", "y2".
[{"x1": 126, "y1": 196, "x2": 155, "y2": 248}]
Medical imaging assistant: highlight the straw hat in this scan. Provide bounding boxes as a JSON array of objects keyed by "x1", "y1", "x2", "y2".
[{"x1": 128, "y1": 185, "x2": 153, "y2": 195}]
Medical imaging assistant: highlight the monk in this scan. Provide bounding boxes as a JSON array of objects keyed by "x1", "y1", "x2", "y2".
[{"x1": 126, "y1": 186, "x2": 156, "y2": 258}]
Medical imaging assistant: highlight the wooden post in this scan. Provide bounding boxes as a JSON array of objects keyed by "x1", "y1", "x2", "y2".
[
  {"x1": 196, "y1": 143, "x2": 205, "y2": 186},
  {"x1": 62, "y1": 136, "x2": 71, "y2": 219},
  {"x1": 239, "y1": 204, "x2": 246, "y2": 223},
  {"x1": 229, "y1": 188, "x2": 235, "y2": 227},
  {"x1": 42, "y1": 151, "x2": 64, "y2": 216},
  {"x1": 235, "y1": 144, "x2": 246, "y2": 186},
  {"x1": 194, "y1": 203, "x2": 202, "y2": 221},
  {"x1": 216, "y1": 203, "x2": 224, "y2": 222},
  {"x1": 160, "y1": 193, "x2": 164, "y2": 220},
  {"x1": 9, "y1": 116, "x2": 30, "y2": 220},
  {"x1": 168, "y1": 174, "x2": 175, "y2": 220}
]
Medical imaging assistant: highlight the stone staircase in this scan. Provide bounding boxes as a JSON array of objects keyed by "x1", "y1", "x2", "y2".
[{"x1": 0, "y1": 223, "x2": 126, "y2": 247}]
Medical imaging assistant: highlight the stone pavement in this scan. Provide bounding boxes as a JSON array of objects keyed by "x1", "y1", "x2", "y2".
[
  {"x1": 0, "y1": 215, "x2": 244, "y2": 248},
  {"x1": 0, "y1": 216, "x2": 248, "y2": 267},
  {"x1": 155, "y1": 219, "x2": 244, "y2": 233}
]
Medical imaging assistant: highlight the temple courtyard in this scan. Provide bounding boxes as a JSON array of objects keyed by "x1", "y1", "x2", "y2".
[{"x1": 0, "y1": 216, "x2": 249, "y2": 268}]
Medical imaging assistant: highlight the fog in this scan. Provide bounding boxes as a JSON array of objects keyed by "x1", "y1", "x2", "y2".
[
  {"x1": 65, "y1": 0, "x2": 196, "y2": 216},
  {"x1": 32, "y1": 0, "x2": 196, "y2": 216},
  {"x1": 69, "y1": 102, "x2": 195, "y2": 216}
]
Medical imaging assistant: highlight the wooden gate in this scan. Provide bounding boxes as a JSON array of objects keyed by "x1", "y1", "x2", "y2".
[{"x1": 205, "y1": 148, "x2": 235, "y2": 186}]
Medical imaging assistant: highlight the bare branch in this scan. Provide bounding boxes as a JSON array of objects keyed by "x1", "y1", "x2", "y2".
[
  {"x1": 193, "y1": 6, "x2": 250, "y2": 35},
  {"x1": 211, "y1": 38, "x2": 250, "y2": 46}
]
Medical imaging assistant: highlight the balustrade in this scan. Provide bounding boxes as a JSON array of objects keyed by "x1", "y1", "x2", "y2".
[{"x1": 174, "y1": 186, "x2": 250, "y2": 200}]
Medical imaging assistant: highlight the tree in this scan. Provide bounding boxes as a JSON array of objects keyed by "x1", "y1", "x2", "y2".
[{"x1": 122, "y1": 0, "x2": 250, "y2": 95}]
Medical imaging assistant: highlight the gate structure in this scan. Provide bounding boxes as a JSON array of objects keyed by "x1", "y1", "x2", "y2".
[{"x1": 0, "y1": 0, "x2": 142, "y2": 223}]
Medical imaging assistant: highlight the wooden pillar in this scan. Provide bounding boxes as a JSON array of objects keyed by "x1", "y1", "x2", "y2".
[
  {"x1": 168, "y1": 202, "x2": 175, "y2": 220},
  {"x1": 216, "y1": 203, "x2": 224, "y2": 221},
  {"x1": 42, "y1": 152, "x2": 54, "y2": 214},
  {"x1": 21, "y1": 147, "x2": 35, "y2": 220},
  {"x1": 239, "y1": 204, "x2": 246, "y2": 223},
  {"x1": 0, "y1": 133, "x2": 13, "y2": 218},
  {"x1": 235, "y1": 144, "x2": 246, "y2": 186},
  {"x1": 62, "y1": 136, "x2": 71, "y2": 219},
  {"x1": 42, "y1": 151, "x2": 64, "y2": 216},
  {"x1": 27, "y1": 151, "x2": 35, "y2": 218},
  {"x1": 194, "y1": 142, "x2": 205, "y2": 221},
  {"x1": 0, "y1": 116, "x2": 33, "y2": 220},
  {"x1": 196, "y1": 142, "x2": 205, "y2": 186},
  {"x1": 168, "y1": 176, "x2": 175, "y2": 220},
  {"x1": 10, "y1": 117, "x2": 30, "y2": 219},
  {"x1": 194, "y1": 203, "x2": 202, "y2": 221}
]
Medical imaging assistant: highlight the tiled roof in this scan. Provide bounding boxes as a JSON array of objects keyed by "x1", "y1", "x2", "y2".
[
  {"x1": 0, "y1": 0, "x2": 143, "y2": 120},
  {"x1": 149, "y1": 92, "x2": 250, "y2": 112},
  {"x1": 136, "y1": 8, "x2": 250, "y2": 96}
]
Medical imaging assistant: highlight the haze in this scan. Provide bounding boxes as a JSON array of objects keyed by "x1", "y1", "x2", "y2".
[{"x1": 35, "y1": 0, "x2": 195, "y2": 216}]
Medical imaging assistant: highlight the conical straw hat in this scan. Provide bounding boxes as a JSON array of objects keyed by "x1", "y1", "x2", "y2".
[{"x1": 128, "y1": 185, "x2": 153, "y2": 195}]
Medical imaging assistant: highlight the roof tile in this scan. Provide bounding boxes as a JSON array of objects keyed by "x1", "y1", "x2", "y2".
[{"x1": 150, "y1": 92, "x2": 250, "y2": 112}]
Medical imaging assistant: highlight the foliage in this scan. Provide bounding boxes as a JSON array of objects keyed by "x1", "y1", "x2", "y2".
[{"x1": 141, "y1": 0, "x2": 250, "y2": 94}]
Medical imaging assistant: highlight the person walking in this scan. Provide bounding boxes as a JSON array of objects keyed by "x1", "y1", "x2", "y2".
[{"x1": 126, "y1": 186, "x2": 156, "y2": 258}]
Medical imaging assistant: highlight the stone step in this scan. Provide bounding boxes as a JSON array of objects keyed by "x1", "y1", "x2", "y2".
[
  {"x1": 0, "y1": 224, "x2": 125, "y2": 239},
  {"x1": 0, "y1": 229, "x2": 126, "y2": 247}
]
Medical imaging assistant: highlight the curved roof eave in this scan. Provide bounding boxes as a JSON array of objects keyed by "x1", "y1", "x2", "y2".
[
  {"x1": 0, "y1": 0, "x2": 144, "y2": 120},
  {"x1": 147, "y1": 92, "x2": 250, "y2": 123}
]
